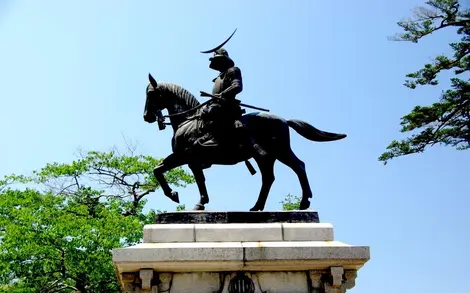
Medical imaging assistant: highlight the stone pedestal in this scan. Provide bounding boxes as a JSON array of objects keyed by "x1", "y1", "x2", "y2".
[{"x1": 112, "y1": 211, "x2": 370, "y2": 293}]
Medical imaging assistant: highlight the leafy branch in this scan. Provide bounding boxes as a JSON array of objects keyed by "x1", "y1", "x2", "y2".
[{"x1": 380, "y1": 0, "x2": 470, "y2": 164}]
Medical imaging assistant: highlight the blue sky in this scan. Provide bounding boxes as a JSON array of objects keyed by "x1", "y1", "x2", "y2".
[{"x1": 1, "y1": 0, "x2": 469, "y2": 292}]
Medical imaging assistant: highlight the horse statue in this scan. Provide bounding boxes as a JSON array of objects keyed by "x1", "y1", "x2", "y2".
[{"x1": 143, "y1": 73, "x2": 347, "y2": 211}]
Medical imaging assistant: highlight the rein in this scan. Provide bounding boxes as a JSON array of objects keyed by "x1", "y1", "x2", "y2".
[
  {"x1": 157, "y1": 100, "x2": 212, "y2": 126},
  {"x1": 163, "y1": 100, "x2": 210, "y2": 118}
]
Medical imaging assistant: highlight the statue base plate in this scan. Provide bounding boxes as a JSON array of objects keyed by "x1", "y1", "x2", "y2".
[
  {"x1": 112, "y1": 211, "x2": 369, "y2": 293},
  {"x1": 155, "y1": 210, "x2": 320, "y2": 224}
]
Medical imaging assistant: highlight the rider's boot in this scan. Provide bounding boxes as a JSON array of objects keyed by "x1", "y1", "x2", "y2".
[{"x1": 194, "y1": 123, "x2": 222, "y2": 148}]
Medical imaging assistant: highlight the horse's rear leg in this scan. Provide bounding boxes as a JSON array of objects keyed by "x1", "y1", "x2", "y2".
[
  {"x1": 277, "y1": 149, "x2": 312, "y2": 210},
  {"x1": 250, "y1": 156, "x2": 276, "y2": 211},
  {"x1": 153, "y1": 153, "x2": 186, "y2": 203}
]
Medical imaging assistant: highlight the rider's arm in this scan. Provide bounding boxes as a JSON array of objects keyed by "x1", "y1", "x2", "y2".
[{"x1": 220, "y1": 67, "x2": 243, "y2": 99}]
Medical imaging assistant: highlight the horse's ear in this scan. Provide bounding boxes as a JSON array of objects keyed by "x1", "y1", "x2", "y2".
[{"x1": 148, "y1": 73, "x2": 158, "y2": 88}]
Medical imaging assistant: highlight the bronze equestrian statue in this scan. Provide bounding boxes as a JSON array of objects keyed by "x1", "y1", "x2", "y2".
[{"x1": 143, "y1": 30, "x2": 347, "y2": 211}]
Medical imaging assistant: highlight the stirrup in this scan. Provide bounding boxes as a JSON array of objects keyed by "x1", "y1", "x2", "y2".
[
  {"x1": 253, "y1": 143, "x2": 267, "y2": 156},
  {"x1": 196, "y1": 137, "x2": 219, "y2": 147}
]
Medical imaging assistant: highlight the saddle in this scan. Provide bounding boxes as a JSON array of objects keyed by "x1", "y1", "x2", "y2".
[{"x1": 196, "y1": 118, "x2": 246, "y2": 149}]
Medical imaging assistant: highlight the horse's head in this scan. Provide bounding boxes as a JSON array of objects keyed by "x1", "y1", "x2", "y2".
[{"x1": 144, "y1": 73, "x2": 166, "y2": 130}]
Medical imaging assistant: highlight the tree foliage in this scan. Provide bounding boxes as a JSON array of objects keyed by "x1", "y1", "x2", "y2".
[
  {"x1": 280, "y1": 193, "x2": 302, "y2": 211},
  {"x1": 0, "y1": 149, "x2": 194, "y2": 292},
  {"x1": 379, "y1": 0, "x2": 470, "y2": 164}
]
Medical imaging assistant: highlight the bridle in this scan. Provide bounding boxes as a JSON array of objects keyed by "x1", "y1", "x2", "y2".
[{"x1": 152, "y1": 96, "x2": 213, "y2": 130}]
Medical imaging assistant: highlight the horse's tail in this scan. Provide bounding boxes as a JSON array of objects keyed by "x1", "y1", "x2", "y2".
[{"x1": 287, "y1": 119, "x2": 347, "y2": 142}]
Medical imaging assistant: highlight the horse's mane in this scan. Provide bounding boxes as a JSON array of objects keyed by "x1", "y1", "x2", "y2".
[{"x1": 155, "y1": 82, "x2": 201, "y2": 109}]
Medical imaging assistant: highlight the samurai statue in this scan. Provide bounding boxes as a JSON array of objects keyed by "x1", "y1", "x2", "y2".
[{"x1": 195, "y1": 29, "x2": 266, "y2": 157}]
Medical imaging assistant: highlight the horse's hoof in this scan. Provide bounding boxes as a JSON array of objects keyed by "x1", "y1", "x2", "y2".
[
  {"x1": 249, "y1": 206, "x2": 262, "y2": 211},
  {"x1": 193, "y1": 203, "x2": 205, "y2": 210},
  {"x1": 299, "y1": 199, "x2": 310, "y2": 210},
  {"x1": 165, "y1": 191, "x2": 180, "y2": 203}
]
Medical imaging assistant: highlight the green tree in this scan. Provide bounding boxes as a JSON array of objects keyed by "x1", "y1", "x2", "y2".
[
  {"x1": 379, "y1": 0, "x2": 470, "y2": 164},
  {"x1": 0, "y1": 149, "x2": 194, "y2": 292},
  {"x1": 280, "y1": 193, "x2": 302, "y2": 211}
]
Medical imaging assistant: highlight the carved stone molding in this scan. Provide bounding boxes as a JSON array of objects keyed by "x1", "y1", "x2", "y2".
[
  {"x1": 121, "y1": 272, "x2": 138, "y2": 293},
  {"x1": 119, "y1": 270, "x2": 171, "y2": 292},
  {"x1": 119, "y1": 268, "x2": 358, "y2": 293},
  {"x1": 156, "y1": 273, "x2": 173, "y2": 293},
  {"x1": 343, "y1": 270, "x2": 357, "y2": 290},
  {"x1": 140, "y1": 269, "x2": 153, "y2": 290},
  {"x1": 316, "y1": 267, "x2": 358, "y2": 293},
  {"x1": 309, "y1": 270, "x2": 324, "y2": 293}
]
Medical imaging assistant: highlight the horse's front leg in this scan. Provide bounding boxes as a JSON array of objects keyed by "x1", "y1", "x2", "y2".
[
  {"x1": 189, "y1": 165, "x2": 209, "y2": 210},
  {"x1": 250, "y1": 156, "x2": 276, "y2": 211},
  {"x1": 153, "y1": 153, "x2": 186, "y2": 203}
]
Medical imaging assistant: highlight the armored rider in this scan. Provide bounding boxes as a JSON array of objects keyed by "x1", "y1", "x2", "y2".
[{"x1": 196, "y1": 30, "x2": 266, "y2": 157}]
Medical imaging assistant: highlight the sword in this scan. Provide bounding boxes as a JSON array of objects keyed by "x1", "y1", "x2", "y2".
[{"x1": 199, "y1": 91, "x2": 270, "y2": 112}]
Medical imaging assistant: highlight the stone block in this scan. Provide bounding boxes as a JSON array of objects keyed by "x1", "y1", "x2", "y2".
[
  {"x1": 282, "y1": 223, "x2": 334, "y2": 241},
  {"x1": 242, "y1": 241, "x2": 370, "y2": 261},
  {"x1": 143, "y1": 224, "x2": 194, "y2": 243},
  {"x1": 113, "y1": 242, "x2": 243, "y2": 263},
  {"x1": 170, "y1": 273, "x2": 221, "y2": 293},
  {"x1": 113, "y1": 241, "x2": 370, "y2": 273},
  {"x1": 256, "y1": 272, "x2": 309, "y2": 293},
  {"x1": 113, "y1": 242, "x2": 245, "y2": 272},
  {"x1": 195, "y1": 223, "x2": 283, "y2": 242},
  {"x1": 242, "y1": 241, "x2": 370, "y2": 271},
  {"x1": 143, "y1": 222, "x2": 334, "y2": 243}
]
